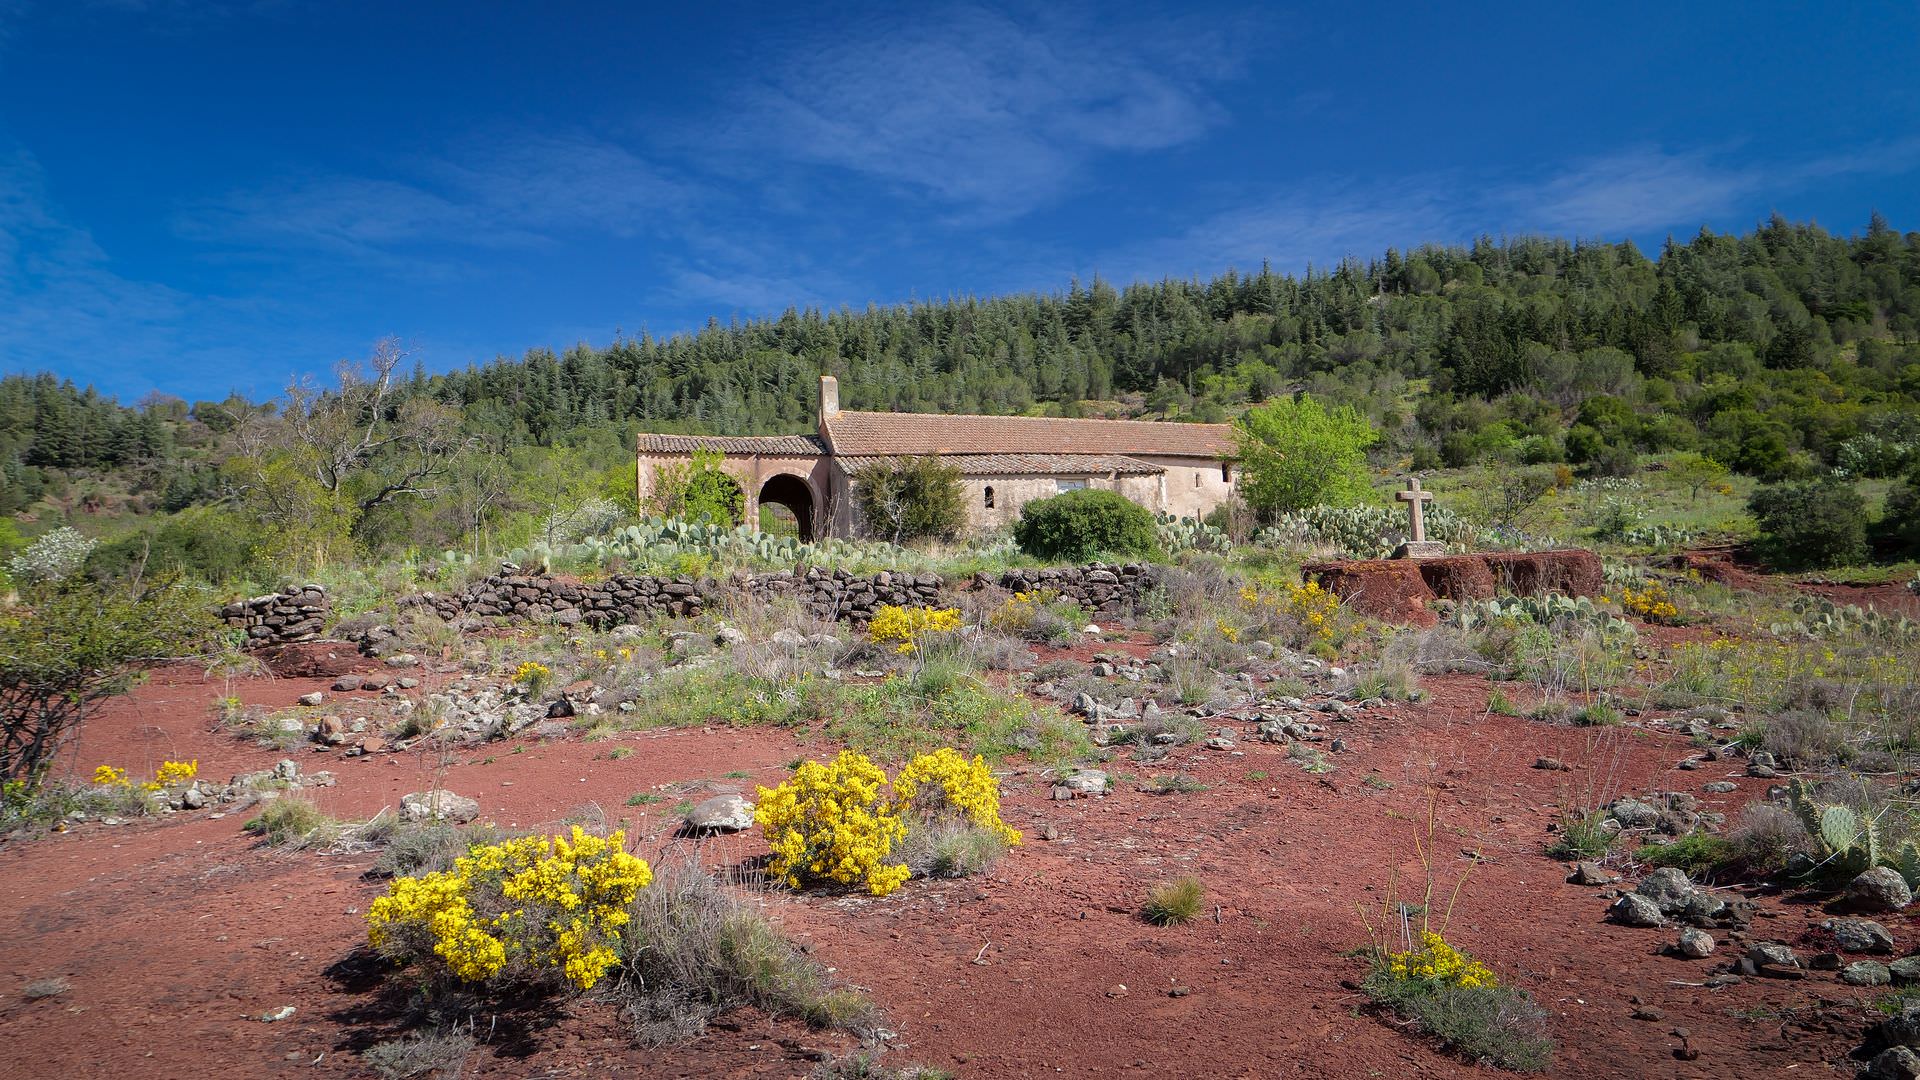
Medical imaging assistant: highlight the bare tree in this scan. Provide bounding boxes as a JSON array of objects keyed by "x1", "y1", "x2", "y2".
[{"x1": 276, "y1": 338, "x2": 468, "y2": 512}]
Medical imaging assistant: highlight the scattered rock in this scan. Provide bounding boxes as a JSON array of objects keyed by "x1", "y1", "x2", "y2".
[
  {"x1": 1675, "y1": 928, "x2": 1715, "y2": 959},
  {"x1": 257, "y1": 1006, "x2": 296, "y2": 1022},
  {"x1": 1105, "y1": 984, "x2": 1127, "y2": 998},
  {"x1": 547, "y1": 697, "x2": 576, "y2": 719},
  {"x1": 1702, "y1": 781, "x2": 1738, "y2": 794},
  {"x1": 713, "y1": 625, "x2": 748, "y2": 647},
  {"x1": 1059, "y1": 770, "x2": 1109, "y2": 796},
  {"x1": 684, "y1": 794, "x2": 755, "y2": 834},
  {"x1": 771, "y1": 628, "x2": 808, "y2": 649},
  {"x1": 331, "y1": 675, "x2": 363, "y2": 692},
  {"x1": 400, "y1": 790, "x2": 480, "y2": 823},
  {"x1": 1568, "y1": 861, "x2": 1616, "y2": 886},
  {"x1": 1845, "y1": 960, "x2": 1894, "y2": 987},
  {"x1": 1637, "y1": 867, "x2": 1697, "y2": 913},
  {"x1": 1533, "y1": 757, "x2": 1571, "y2": 772},
  {"x1": 1828, "y1": 918, "x2": 1897, "y2": 954},
  {"x1": 296, "y1": 691, "x2": 324, "y2": 707},
  {"x1": 1745, "y1": 941, "x2": 1800, "y2": 973},
  {"x1": 1852, "y1": 867, "x2": 1916, "y2": 913},
  {"x1": 1609, "y1": 797, "x2": 1661, "y2": 829},
  {"x1": 1889, "y1": 955, "x2": 1920, "y2": 984},
  {"x1": 1866, "y1": 1046, "x2": 1920, "y2": 1080},
  {"x1": 1203, "y1": 737, "x2": 1237, "y2": 751},
  {"x1": 1609, "y1": 894, "x2": 1666, "y2": 927}
]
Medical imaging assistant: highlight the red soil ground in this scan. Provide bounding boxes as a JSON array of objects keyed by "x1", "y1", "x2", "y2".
[{"x1": 0, "y1": 649, "x2": 1892, "y2": 1079}]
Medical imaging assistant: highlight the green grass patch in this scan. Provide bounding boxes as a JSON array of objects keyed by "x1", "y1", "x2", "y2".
[
  {"x1": 1634, "y1": 832, "x2": 1735, "y2": 876},
  {"x1": 1545, "y1": 811, "x2": 1612, "y2": 861},
  {"x1": 1142, "y1": 877, "x2": 1205, "y2": 926}
]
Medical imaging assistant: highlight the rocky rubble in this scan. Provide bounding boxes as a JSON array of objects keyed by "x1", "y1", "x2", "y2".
[{"x1": 219, "y1": 585, "x2": 331, "y2": 645}]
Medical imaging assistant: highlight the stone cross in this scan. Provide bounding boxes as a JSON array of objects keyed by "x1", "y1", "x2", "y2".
[{"x1": 1396, "y1": 476, "x2": 1434, "y2": 543}]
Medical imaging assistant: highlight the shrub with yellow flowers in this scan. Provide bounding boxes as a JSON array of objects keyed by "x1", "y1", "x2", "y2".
[
  {"x1": 986, "y1": 589, "x2": 1056, "y2": 635},
  {"x1": 1618, "y1": 582, "x2": 1680, "y2": 624},
  {"x1": 366, "y1": 826, "x2": 652, "y2": 991},
  {"x1": 891, "y1": 747, "x2": 1022, "y2": 847},
  {"x1": 865, "y1": 605, "x2": 962, "y2": 655},
  {"x1": 510, "y1": 660, "x2": 553, "y2": 697},
  {"x1": 1383, "y1": 929, "x2": 1499, "y2": 988},
  {"x1": 92, "y1": 759, "x2": 198, "y2": 792},
  {"x1": 756, "y1": 750, "x2": 910, "y2": 896},
  {"x1": 757, "y1": 748, "x2": 1022, "y2": 897},
  {"x1": 1239, "y1": 580, "x2": 1342, "y2": 649}
]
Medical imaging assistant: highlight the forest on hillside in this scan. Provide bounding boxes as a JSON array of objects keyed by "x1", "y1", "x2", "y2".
[{"x1": 3, "y1": 214, "x2": 1919, "y2": 584}]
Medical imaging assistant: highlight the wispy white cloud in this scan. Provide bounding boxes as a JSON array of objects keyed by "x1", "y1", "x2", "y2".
[
  {"x1": 712, "y1": 5, "x2": 1250, "y2": 219},
  {"x1": 0, "y1": 148, "x2": 288, "y2": 396},
  {"x1": 178, "y1": 133, "x2": 689, "y2": 262},
  {"x1": 1097, "y1": 142, "x2": 1920, "y2": 282}
]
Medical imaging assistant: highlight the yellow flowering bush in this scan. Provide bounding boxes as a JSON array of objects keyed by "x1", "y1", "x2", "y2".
[
  {"x1": 1240, "y1": 580, "x2": 1341, "y2": 646},
  {"x1": 891, "y1": 748, "x2": 1021, "y2": 846},
  {"x1": 866, "y1": 605, "x2": 962, "y2": 655},
  {"x1": 986, "y1": 589, "x2": 1056, "y2": 634},
  {"x1": 1619, "y1": 582, "x2": 1680, "y2": 623},
  {"x1": 1384, "y1": 930, "x2": 1498, "y2": 989},
  {"x1": 93, "y1": 760, "x2": 197, "y2": 791},
  {"x1": 366, "y1": 826, "x2": 652, "y2": 991},
  {"x1": 510, "y1": 660, "x2": 553, "y2": 695},
  {"x1": 756, "y1": 750, "x2": 910, "y2": 895}
]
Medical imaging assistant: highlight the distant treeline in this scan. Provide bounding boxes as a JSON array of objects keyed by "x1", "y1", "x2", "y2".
[{"x1": 3, "y1": 213, "x2": 1919, "y2": 565}]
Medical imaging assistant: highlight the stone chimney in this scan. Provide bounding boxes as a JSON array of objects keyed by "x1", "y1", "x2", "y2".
[{"x1": 818, "y1": 374, "x2": 840, "y2": 427}]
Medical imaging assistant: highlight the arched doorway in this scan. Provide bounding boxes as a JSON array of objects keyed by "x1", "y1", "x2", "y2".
[{"x1": 758, "y1": 474, "x2": 816, "y2": 542}]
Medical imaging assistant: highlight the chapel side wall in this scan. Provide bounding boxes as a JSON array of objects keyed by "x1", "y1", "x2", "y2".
[
  {"x1": 1137, "y1": 454, "x2": 1235, "y2": 518},
  {"x1": 959, "y1": 476, "x2": 1065, "y2": 533}
]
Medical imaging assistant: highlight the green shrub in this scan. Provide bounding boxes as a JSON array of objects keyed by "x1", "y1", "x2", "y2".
[
  {"x1": 1012, "y1": 489, "x2": 1158, "y2": 562},
  {"x1": 1360, "y1": 957, "x2": 1552, "y2": 1072},
  {"x1": 1234, "y1": 394, "x2": 1377, "y2": 515},
  {"x1": 1635, "y1": 832, "x2": 1735, "y2": 876},
  {"x1": 1749, "y1": 478, "x2": 1869, "y2": 569},
  {"x1": 850, "y1": 456, "x2": 965, "y2": 543},
  {"x1": 244, "y1": 795, "x2": 339, "y2": 848}
]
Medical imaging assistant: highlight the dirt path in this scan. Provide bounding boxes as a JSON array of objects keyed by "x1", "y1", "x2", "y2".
[{"x1": 0, "y1": 664, "x2": 1884, "y2": 1078}]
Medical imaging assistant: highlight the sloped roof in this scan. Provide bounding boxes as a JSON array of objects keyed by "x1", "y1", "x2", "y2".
[
  {"x1": 839, "y1": 453, "x2": 1164, "y2": 477},
  {"x1": 637, "y1": 433, "x2": 826, "y2": 456},
  {"x1": 821, "y1": 410, "x2": 1235, "y2": 458}
]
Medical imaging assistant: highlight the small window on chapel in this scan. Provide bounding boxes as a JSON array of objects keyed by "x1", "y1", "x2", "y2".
[
  {"x1": 1193, "y1": 471, "x2": 1200, "y2": 487},
  {"x1": 983, "y1": 486, "x2": 995, "y2": 508},
  {"x1": 1222, "y1": 461, "x2": 1231, "y2": 482}
]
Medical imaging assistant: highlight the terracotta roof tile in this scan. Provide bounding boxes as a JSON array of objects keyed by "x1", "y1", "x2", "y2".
[
  {"x1": 821, "y1": 411, "x2": 1234, "y2": 458},
  {"x1": 637, "y1": 433, "x2": 825, "y2": 456},
  {"x1": 839, "y1": 453, "x2": 1164, "y2": 477}
]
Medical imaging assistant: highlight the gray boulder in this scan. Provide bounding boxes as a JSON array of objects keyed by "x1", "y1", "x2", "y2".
[
  {"x1": 1829, "y1": 918, "x2": 1897, "y2": 954},
  {"x1": 1059, "y1": 769, "x2": 1109, "y2": 796},
  {"x1": 1746, "y1": 941, "x2": 1799, "y2": 972},
  {"x1": 1637, "y1": 867, "x2": 1697, "y2": 913},
  {"x1": 1675, "y1": 928, "x2": 1715, "y2": 959},
  {"x1": 1609, "y1": 797, "x2": 1661, "y2": 829},
  {"x1": 683, "y1": 794, "x2": 755, "y2": 834},
  {"x1": 400, "y1": 790, "x2": 480, "y2": 823},
  {"x1": 1852, "y1": 867, "x2": 1916, "y2": 913},
  {"x1": 1867, "y1": 1046, "x2": 1920, "y2": 1080},
  {"x1": 1608, "y1": 893, "x2": 1665, "y2": 928},
  {"x1": 1845, "y1": 960, "x2": 1894, "y2": 987}
]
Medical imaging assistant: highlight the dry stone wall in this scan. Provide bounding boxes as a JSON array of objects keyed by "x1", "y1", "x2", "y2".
[
  {"x1": 219, "y1": 585, "x2": 331, "y2": 645},
  {"x1": 973, "y1": 562, "x2": 1163, "y2": 618},
  {"x1": 228, "y1": 562, "x2": 1170, "y2": 646}
]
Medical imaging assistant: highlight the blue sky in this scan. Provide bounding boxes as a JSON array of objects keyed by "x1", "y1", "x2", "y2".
[{"x1": 1, "y1": 1, "x2": 1917, "y2": 402}]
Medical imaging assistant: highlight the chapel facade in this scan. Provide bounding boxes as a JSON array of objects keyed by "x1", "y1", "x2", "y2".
[{"x1": 635, "y1": 376, "x2": 1238, "y2": 541}]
